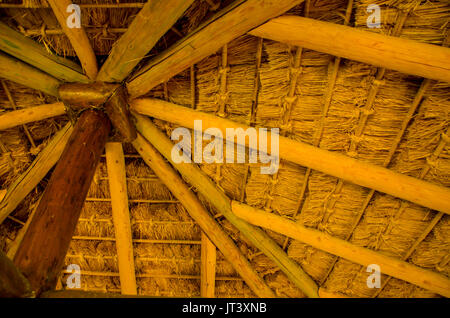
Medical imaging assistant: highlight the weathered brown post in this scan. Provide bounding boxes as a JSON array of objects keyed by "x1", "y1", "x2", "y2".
[{"x1": 13, "y1": 110, "x2": 111, "y2": 295}]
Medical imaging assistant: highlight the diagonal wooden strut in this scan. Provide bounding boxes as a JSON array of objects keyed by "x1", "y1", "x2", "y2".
[{"x1": 13, "y1": 110, "x2": 111, "y2": 295}]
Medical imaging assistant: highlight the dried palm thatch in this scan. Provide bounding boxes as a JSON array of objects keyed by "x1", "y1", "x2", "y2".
[{"x1": 0, "y1": 0, "x2": 449, "y2": 298}]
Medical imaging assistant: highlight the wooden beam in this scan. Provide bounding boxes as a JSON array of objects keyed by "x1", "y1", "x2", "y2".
[
  {"x1": 0, "y1": 250, "x2": 32, "y2": 298},
  {"x1": 0, "y1": 21, "x2": 89, "y2": 83},
  {"x1": 131, "y1": 99, "x2": 450, "y2": 215},
  {"x1": 201, "y1": 232, "x2": 216, "y2": 298},
  {"x1": 0, "y1": 52, "x2": 60, "y2": 97},
  {"x1": 231, "y1": 201, "x2": 450, "y2": 298},
  {"x1": 105, "y1": 142, "x2": 137, "y2": 295},
  {"x1": 0, "y1": 102, "x2": 66, "y2": 131},
  {"x1": 126, "y1": 0, "x2": 304, "y2": 97},
  {"x1": 132, "y1": 133, "x2": 275, "y2": 298},
  {"x1": 132, "y1": 114, "x2": 319, "y2": 298},
  {"x1": 47, "y1": 0, "x2": 98, "y2": 80},
  {"x1": 104, "y1": 86, "x2": 137, "y2": 142},
  {"x1": 248, "y1": 16, "x2": 450, "y2": 83},
  {"x1": 14, "y1": 110, "x2": 111, "y2": 294},
  {"x1": 97, "y1": 0, "x2": 194, "y2": 82},
  {"x1": 0, "y1": 123, "x2": 73, "y2": 224},
  {"x1": 58, "y1": 83, "x2": 119, "y2": 109}
]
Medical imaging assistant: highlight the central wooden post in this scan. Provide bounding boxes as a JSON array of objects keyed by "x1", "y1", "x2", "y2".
[{"x1": 14, "y1": 110, "x2": 111, "y2": 295}]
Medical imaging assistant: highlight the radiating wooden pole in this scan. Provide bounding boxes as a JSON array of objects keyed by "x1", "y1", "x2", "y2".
[
  {"x1": 231, "y1": 201, "x2": 450, "y2": 298},
  {"x1": 131, "y1": 99, "x2": 450, "y2": 215},
  {"x1": 0, "y1": 52, "x2": 60, "y2": 97},
  {"x1": 0, "y1": 103, "x2": 66, "y2": 131},
  {"x1": 249, "y1": 16, "x2": 450, "y2": 83},
  {"x1": 47, "y1": 0, "x2": 98, "y2": 79},
  {"x1": 133, "y1": 115, "x2": 319, "y2": 298},
  {"x1": 97, "y1": 0, "x2": 194, "y2": 82},
  {"x1": 201, "y1": 233, "x2": 216, "y2": 298},
  {"x1": 126, "y1": 0, "x2": 305, "y2": 97},
  {"x1": 133, "y1": 133, "x2": 275, "y2": 297},
  {"x1": 105, "y1": 142, "x2": 137, "y2": 295},
  {"x1": 14, "y1": 110, "x2": 111, "y2": 295},
  {"x1": 0, "y1": 21, "x2": 89, "y2": 83}
]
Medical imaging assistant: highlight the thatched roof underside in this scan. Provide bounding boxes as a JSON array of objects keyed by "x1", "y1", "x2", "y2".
[{"x1": 0, "y1": 0, "x2": 449, "y2": 298}]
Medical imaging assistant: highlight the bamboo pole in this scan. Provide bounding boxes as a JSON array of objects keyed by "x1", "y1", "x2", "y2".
[
  {"x1": 201, "y1": 233, "x2": 216, "y2": 298},
  {"x1": 126, "y1": 0, "x2": 305, "y2": 97},
  {"x1": 14, "y1": 110, "x2": 111, "y2": 294},
  {"x1": 47, "y1": 0, "x2": 98, "y2": 80},
  {"x1": 132, "y1": 115, "x2": 319, "y2": 298},
  {"x1": 132, "y1": 133, "x2": 275, "y2": 298},
  {"x1": 0, "y1": 52, "x2": 60, "y2": 97},
  {"x1": 231, "y1": 201, "x2": 450, "y2": 298},
  {"x1": 130, "y1": 99, "x2": 450, "y2": 215},
  {"x1": 0, "y1": 22, "x2": 89, "y2": 83},
  {"x1": 97, "y1": 0, "x2": 194, "y2": 82},
  {"x1": 0, "y1": 250, "x2": 33, "y2": 298},
  {"x1": 0, "y1": 103, "x2": 66, "y2": 131},
  {"x1": 248, "y1": 16, "x2": 450, "y2": 83},
  {"x1": 105, "y1": 142, "x2": 137, "y2": 295},
  {"x1": 0, "y1": 123, "x2": 73, "y2": 224}
]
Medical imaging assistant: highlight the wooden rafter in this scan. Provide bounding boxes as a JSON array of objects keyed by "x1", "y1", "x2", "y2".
[
  {"x1": 0, "y1": 22, "x2": 89, "y2": 83},
  {"x1": 248, "y1": 16, "x2": 450, "y2": 83},
  {"x1": 0, "y1": 123, "x2": 73, "y2": 224},
  {"x1": 0, "y1": 250, "x2": 32, "y2": 298},
  {"x1": 132, "y1": 133, "x2": 275, "y2": 298},
  {"x1": 127, "y1": 0, "x2": 305, "y2": 97},
  {"x1": 201, "y1": 233, "x2": 216, "y2": 298},
  {"x1": 231, "y1": 201, "x2": 450, "y2": 298},
  {"x1": 131, "y1": 99, "x2": 450, "y2": 214},
  {"x1": 14, "y1": 111, "x2": 110, "y2": 294},
  {"x1": 105, "y1": 142, "x2": 137, "y2": 295},
  {"x1": 0, "y1": 102, "x2": 66, "y2": 131},
  {"x1": 133, "y1": 114, "x2": 319, "y2": 298},
  {"x1": 47, "y1": 0, "x2": 98, "y2": 80},
  {"x1": 97, "y1": 0, "x2": 194, "y2": 82},
  {"x1": 0, "y1": 52, "x2": 60, "y2": 97}
]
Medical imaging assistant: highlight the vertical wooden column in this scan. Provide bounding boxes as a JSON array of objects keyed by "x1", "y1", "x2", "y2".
[
  {"x1": 14, "y1": 110, "x2": 111, "y2": 295},
  {"x1": 105, "y1": 142, "x2": 137, "y2": 295},
  {"x1": 200, "y1": 233, "x2": 216, "y2": 298}
]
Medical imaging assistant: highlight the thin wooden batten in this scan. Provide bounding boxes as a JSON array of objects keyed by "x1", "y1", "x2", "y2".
[
  {"x1": 248, "y1": 16, "x2": 450, "y2": 83},
  {"x1": 0, "y1": 123, "x2": 73, "y2": 224},
  {"x1": 130, "y1": 99, "x2": 450, "y2": 215},
  {"x1": 105, "y1": 142, "x2": 137, "y2": 295},
  {"x1": 231, "y1": 201, "x2": 450, "y2": 298},
  {"x1": 0, "y1": 22, "x2": 89, "y2": 83},
  {"x1": 0, "y1": 52, "x2": 60, "y2": 97},
  {"x1": 126, "y1": 0, "x2": 305, "y2": 97},
  {"x1": 0, "y1": 103, "x2": 66, "y2": 131},
  {"x1": 97, "y1": 0, "x2": 194, "y2": 82},
  {"x1": 133, "y1": 133, "x2": 275, "y2": 298},
  {"x1": 133, "y1": 114, "x2": 319, "y2": 298},
  {"x1": 47, "y1": 0, "x2": 98, "y2": 80}
]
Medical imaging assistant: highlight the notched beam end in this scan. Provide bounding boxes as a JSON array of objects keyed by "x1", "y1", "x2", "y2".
[{"x1": 105, "y1": 86, "x2": 137, "y2": 143}]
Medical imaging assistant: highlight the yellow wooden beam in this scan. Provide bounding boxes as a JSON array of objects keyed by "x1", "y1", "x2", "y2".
[
  {"x1": 249, "y1": 16, "x2": 450, "y2": 83},
  {"x1": 131, "y1": 98, "x2": 450, "y2": 215},
  {"x1": 105, "y1": 142, "x2": 137, "y2": 295},
  {"x1": 47, "y1": 0, "x2": 98, "y2": 80},
  {"x1": 97, "y1": 0, "x2": 194, "y2": 82},
  {"x1": 127, "y1": 0, "x2": 304, "y2": 97},
  {"x1": 133, "y1": 114, "x2": 319, "y2": 298},
  {"x1": 0, "y1": 103, "x2": 66, "y2": 131},
  {"x1": 231, "y1": 200, "x2": 450, "y2": 298},
  {"x1": 132, "y1": 133, "x2": 275, "y2": 297},
  {"x1": 201, "y1": 233, "x2": 216, "y2": 298}
]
